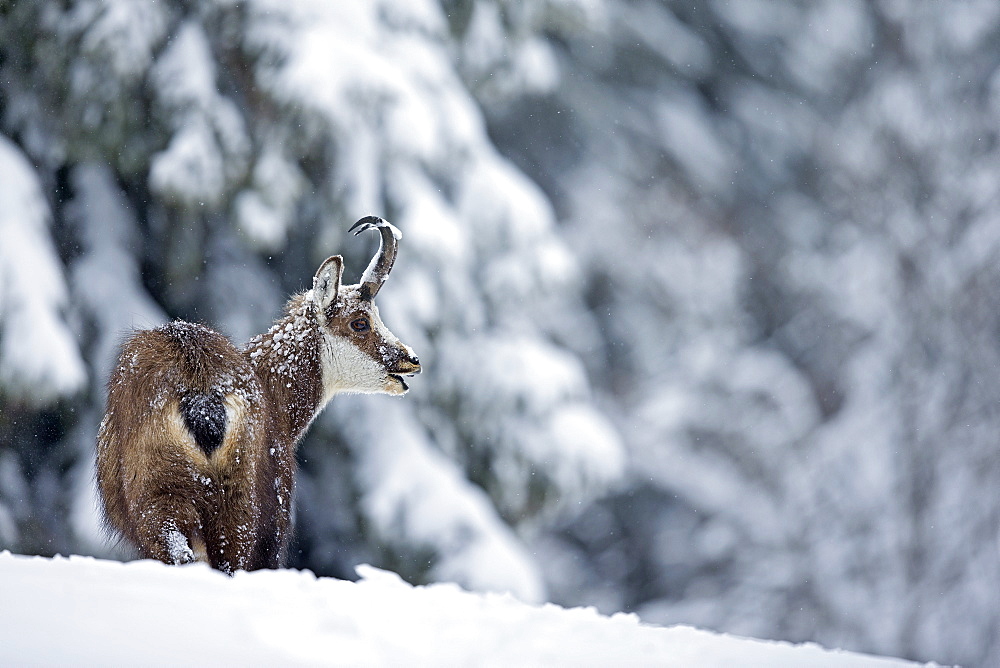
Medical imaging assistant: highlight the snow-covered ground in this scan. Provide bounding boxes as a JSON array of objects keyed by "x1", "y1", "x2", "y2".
[{"x1": 0, "y1": 551, "x2": 932, "y2": 667}]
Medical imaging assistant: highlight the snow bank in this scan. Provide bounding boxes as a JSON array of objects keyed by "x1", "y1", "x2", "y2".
[{"x1": 0, "y1": 552, "x2": 930, "y2": 667}]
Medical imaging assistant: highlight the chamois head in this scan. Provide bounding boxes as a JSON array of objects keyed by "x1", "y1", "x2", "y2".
[{"x1": 310, "y1": 216, "x2": 420, "y2": 398}]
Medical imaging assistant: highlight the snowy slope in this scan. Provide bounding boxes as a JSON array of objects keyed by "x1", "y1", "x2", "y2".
[{"x1": 0, "y1": 552, "x2": 930, "y2": 667}]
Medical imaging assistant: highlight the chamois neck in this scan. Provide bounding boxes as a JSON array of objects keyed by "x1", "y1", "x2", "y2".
[{"x1": 244, "y1": 294, "x2": 324, "y2": 446}]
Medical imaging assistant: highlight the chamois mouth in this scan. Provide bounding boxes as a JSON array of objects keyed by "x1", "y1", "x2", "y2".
[{"x1": 388, "y1": 362, "x2": 420, "y2": 392}]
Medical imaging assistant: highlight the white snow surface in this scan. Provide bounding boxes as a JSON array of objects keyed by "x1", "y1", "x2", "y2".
[{"x1": 0, "y1": 551, "x2": 929, "y2": 668}]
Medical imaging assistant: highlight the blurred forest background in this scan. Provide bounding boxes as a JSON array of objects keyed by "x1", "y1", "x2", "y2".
[{"x1": 0, "y1": 1, "x2": 997, "y2": 665}]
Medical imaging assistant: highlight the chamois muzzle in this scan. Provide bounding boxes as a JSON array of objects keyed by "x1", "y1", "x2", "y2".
[
  {"x1": 386, "y1": 350, "x2": 421, "y2": 392},
  {"x1": 350, "y1": 215, "x2": 400, "y2": 301}
]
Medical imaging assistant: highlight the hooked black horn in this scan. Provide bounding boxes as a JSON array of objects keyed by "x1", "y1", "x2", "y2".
[{"x1": 349, "y1": 216, "x2": 401, "y2": 301}]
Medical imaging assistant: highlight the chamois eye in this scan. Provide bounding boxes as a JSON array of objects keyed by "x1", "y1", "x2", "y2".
[{"x1": 350, "y1": 318, "x2": 370, "y2": 333}]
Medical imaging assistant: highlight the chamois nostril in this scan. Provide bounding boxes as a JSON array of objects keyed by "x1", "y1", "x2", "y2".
[{"x1": 404, "y1": 354, "x2": 421, "y2": 374}]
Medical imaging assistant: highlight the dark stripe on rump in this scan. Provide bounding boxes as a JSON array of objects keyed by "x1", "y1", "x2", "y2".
[{"x1": 179, "y1": 393, "x2": 227, "y2": 456}]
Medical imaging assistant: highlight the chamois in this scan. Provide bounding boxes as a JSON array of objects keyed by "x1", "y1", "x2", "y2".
[{"x1": 96, "y1": 217, "x2": 420, "y2": 573}]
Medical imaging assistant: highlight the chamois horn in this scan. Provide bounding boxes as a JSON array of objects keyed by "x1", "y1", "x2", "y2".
[{"x1": 349, "y1": 215, "x2": 401, "y2": 301}]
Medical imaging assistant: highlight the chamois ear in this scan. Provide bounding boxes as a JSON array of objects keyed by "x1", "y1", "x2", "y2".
[{"x1": 312, "y1": 255, "x2": 343, "y2": 316}]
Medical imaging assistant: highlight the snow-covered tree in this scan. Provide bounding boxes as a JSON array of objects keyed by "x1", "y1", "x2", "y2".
[
  {"x1": 0, "y1": 0, "x2": 622, "y2": 602},
  {"x1": 470, "y1": 1, "x2": 1000, "y2": 665}
]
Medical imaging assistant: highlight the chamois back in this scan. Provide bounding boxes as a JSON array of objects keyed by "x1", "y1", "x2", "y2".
[{"x1": 98, "y1": 321, "x2": 270, "y2": 571}]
